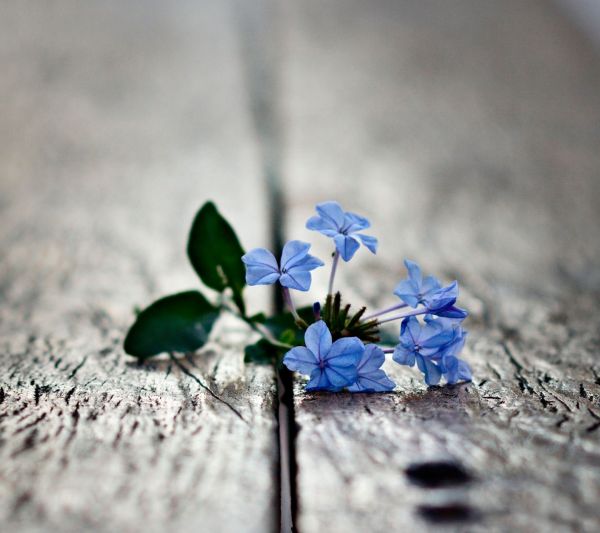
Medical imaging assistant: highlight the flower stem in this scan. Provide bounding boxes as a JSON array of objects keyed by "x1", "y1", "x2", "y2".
[
  {"x1": 250, "y1": 321, "x2": 295, "y2": 350},
  {"x1": 282, "y1": 286, "x2": 307, "y2": 327},
  {"x1": 221, "y1": 301, "x2": 294, "y2": 350},
  {"x1": 327, "y1": 250, "x2": 340, "y2": 295},
  {"x1": 375, "y1": 305, "x2": 428, "y2": 325},
  {"x1": 362, "y1": 302, "x2": 408, "y2": 321}
]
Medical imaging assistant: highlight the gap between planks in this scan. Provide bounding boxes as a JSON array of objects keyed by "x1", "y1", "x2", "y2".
[{"x1": 233, "y1": 1, "x2": 297, "y2": 531}]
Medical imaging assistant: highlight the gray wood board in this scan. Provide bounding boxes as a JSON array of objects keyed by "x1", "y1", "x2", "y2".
[
  {"x1": 0, "y1": 2, "x2": 278, "y2": 532},
  {"x1": 280, "y1": 0, "x2": 600, "y2": 531}
]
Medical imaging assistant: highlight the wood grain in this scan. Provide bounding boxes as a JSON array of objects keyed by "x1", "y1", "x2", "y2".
[
  {"x1": 0, "y1": 2, "x2": 278, "y2": 532},
  {"x1": 280, "y1": 0, "x2": 600, "y2": 531}
]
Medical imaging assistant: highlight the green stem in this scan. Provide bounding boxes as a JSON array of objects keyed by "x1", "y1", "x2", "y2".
[
  {"x1": 282, "y1": 286, "x2": 308, "y2": 328},
  {"x1": 222, "y1": 302, "x2": 294, "y2": 350}
]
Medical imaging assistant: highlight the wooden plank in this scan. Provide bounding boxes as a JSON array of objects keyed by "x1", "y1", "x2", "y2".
[
  {"x1": 281, "y1": 0, "x2": 600, "y2": 531},
  {"x1": 0, "y1": 2, "x2": 278, "y2": 532}
]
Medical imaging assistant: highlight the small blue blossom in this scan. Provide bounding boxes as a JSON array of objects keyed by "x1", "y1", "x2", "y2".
[
  {"x1": 347, "y1": 344, "x2": 396, "y2": 392},
  {"x1": 306, "y1": 201, "x2": 378, "y2": 261},
  {"x1": 242, "y1": 240, "x2": 324, "y2": 292},
  {"x1": 434, "y1": 303, "x2": 469, "y2": 319},
  {"x1": 392, "y1": 316, "x2": 470, "y2": 386},
  {"x1": 393, "y1": 260, "x2": 468, "y2": 319},
  {"x1": 429, "y1": 317, "x2": 472, "y2": 384},
  {"x1": 394, "y1": 260, "x2": 441, "y2": 307},
  {"x1": 283, "y1": 321, "x2": 364, "y2": 391}
]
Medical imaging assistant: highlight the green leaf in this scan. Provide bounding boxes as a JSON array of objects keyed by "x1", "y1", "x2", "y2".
[
  {"x1": 187, "y1": 201, "x2": 246, "y2": 315},
  {"x1": 244, "y1": 339, "x2": 279, "y2": 365},
  {"x1": 124, "y1": 291, "x2": 219, "y2": 359},
  {"x1": 280, "y1": 329, "x2": 298, "y2": 346},
  {"x1": 248, "y1": 312, "x2": 267, "y2": 324}
]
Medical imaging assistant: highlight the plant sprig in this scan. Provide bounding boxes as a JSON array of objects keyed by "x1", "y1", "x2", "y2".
[
  {"x1": 124, "y1": 201, "x2": 310, "y2": 364},
  {"x1": 124, "y1": 200, "x2": 472, "y2": 392}
]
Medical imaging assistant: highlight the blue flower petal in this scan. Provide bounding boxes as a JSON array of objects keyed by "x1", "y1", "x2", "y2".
[
  {"x1": 426, "y1": 281, "x2": 458, "y2": 311},
  {"x1": 356, "y1": 233, "x2": 378, "y2": 254},
  {"x1": 416, "y1": 355, "x2": 442, "y2": 386},
  {"x1": 280, "y1": 240, "x2": 311, "y2": 270},
  {"x1": 334, "y1": 234, "x2": 361, "y2": 261},
  {"x1": 306, "y1": 215, "x2": 338, "y2": 236},
  {"x1": 393, "y1": 345, "x2": 416, "y2": 367},
  {"x1": 420, "y1": 328, "x2": 455, "y2": 351},
  {"x1": 304, "y1": 321, "x2": 332, "y2": 360},
  {"x1": 404, "y1": 259, "x2": 423, "y2": 284},
  {"x1": 242, "y1": 248, "x2": 279, "y2": 268},
  {"x1": 435, "y1": 305, "x2": 468, "y2": 319},
  {"x1": 440, "y1": 328, "x2": 469, "y2": 382},
  {"x1": 356, "y1": 344, "x2": 385, "y2": 373},
  {"x1": 325, "y1": 337, "x2": 364, "y2": 367},
  {"x1": 245, "y1": 268, "x2": 281, "y2": 286},
  {"x1": 324, "y1": 364, "x2": 358, "y2": 388},
  {"x1": 315, "y1": 201, "x2": 345, "y2": 229},
  {"x1": 290, "y1": 255, "x2": 325, "y2": 271},
  {"x1": 444, "y1": 357, "x2": 472, "y2": 384},
  {"x1": 278, "y1": 241, "x2": 323, "y2": 291},
  {"x1": 457, "y1": 359, "x2": 472, "y2": 382},
  {"x1": 393, "y1": 279, "x2": 420, "y2": 308},
  {"x1": 399, "y1": 316, "x2": 422, "y2": 346},
  {"x1": 342, "y1": 212, "x2": 371, "y2": 233},
  {"x1": 348, "y1": 345, "x2": 395, "y2": 393},
  {"x1": 279, "y1": 270, "x2": 312, "y2": 291},
  {"x1": 348, "y1": 369, "x2": 396, "y2": 392},
  {"x1": 422, "y1": 276, "x2": 442, "y2": 296},
  {"x1": 306, "y1": 367, "x2": 334, "y2": 391},
  {"x1": 441, "y1": 329, "x2": 467, "y2": 359},
  {"x1": 241, "y1": 248, "x2": 280, "y2": 286},
  {"x1": 283, "y1": 254, "x2": 323, "y2": 291},
  {"x1": 440, "y1": 353, "x2": 457, "y2": 374},
  {"x1": 283, "y1": 347, "x2": 318, "y2": 376}
]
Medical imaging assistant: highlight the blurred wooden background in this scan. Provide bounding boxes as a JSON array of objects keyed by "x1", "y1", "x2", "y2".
[{"x1": 1, "y1": 1, "x2": 599, "y2": 532}]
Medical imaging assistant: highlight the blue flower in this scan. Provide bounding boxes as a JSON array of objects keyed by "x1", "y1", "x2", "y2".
[
  {"x1": 347, "y1": 344, "x2": 396, "y2": 392},
  {"x1": 392, "y1": 316, "x2": 470, "y2": 386},
  {"x1": 242, "y1": 240, "x2": 324, "y2": 292},
  {"x1": 306, "y1": 201, "x2": 378, "y2": 261},
  {"x1": 430, "y1": 318, "x2": 472, "y2": 384},
  {"x1": 394, "y1": 260, "x2": 441, "y2": 307},
  {"x1": 283, "y1": 321, "x2": 364, "y2": 391},
  {"x1": 393, "y1": 260, "x2": 468, "y2": 319}
]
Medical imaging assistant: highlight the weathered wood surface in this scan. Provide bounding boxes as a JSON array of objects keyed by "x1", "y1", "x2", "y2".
[
  {"x1": 282, "y1": 0, "x2": 600, "y2": 531},
  {"x1": 3, "y1": 1, "x2": 600, "y2": 532},
  {"x1": 0, "y1": 2, "x2": 278, "y2": 533}
]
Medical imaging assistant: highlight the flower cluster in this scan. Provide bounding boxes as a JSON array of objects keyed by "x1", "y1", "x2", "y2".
[
  {"x1": 284, "y1": 321, "x2": 396, "y2": 392},
  {"x1": 242, "y1": 201, "x2": 472, "y2": 392}
]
